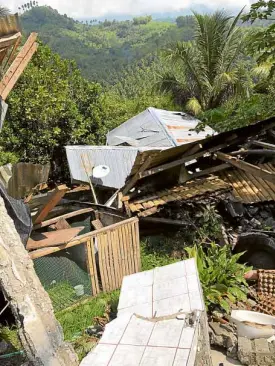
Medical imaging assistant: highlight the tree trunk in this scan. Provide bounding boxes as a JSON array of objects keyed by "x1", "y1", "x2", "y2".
[{"x1": 0, "y1": 196, "x2": 78, "y2": 366}]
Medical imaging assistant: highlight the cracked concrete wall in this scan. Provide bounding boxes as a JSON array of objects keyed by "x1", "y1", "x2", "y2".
[{"x1": 0, "y1": 196, "x2": 78, "y2": 366}]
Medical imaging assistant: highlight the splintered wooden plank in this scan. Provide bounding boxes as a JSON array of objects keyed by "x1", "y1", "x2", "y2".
[
  {"x1": 130, "y1": 221, "x2": 138, "y2": 272},
  {"x1": 0, "y1": 33, "x2": 38, "y2": 100},
  {"x1": 108, "y1": 230, "x2": 119, "y2": 288},
  {"x1": 27, "y1": 227, "x2": 84, "y2": 250},
  {"x1": 135, "y1": 220, "x2": 141, "y2": 271},
  {"x1": 86, "y1": 240, "x2": 95, "y2": 295},
  {"x1": 33, "y1": 185, "x2": 69, "y2": 224},
  {"x1": 90, "y1": 238, "x2": 100, "y2": 294},
  {"x1": 49, "y1": 217, "x2": 71, "y2": 230},
  {"x1": 98, "y1": 234, "x2": 108, "y2": 292},
  {"x1": 91, "y1": 219, "x2": 103, "y2": 230},
  {"x1": 119, "y1": 223, "x2": 129, "y2": 277},
  {"x1": 33, "y1": 208, "x2": 94, "y2": 230}
]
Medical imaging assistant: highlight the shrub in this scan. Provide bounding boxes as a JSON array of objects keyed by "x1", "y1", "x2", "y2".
[{"x1": 186, "y1": 243, "x2": 251, "y2": 313}]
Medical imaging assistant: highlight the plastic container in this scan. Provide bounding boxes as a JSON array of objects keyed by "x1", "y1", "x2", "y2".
[
  {"x1": 230, "y1": 310, "x2": 275, "y2": 339},
  {"x1": 74, "y1": 285, "x2": 84, "y2": 297}
]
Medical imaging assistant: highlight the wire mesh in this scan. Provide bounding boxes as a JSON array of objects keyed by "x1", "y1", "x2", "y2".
[{"x1": 33, "y1": 244, "x2": 92, "y2": 312}]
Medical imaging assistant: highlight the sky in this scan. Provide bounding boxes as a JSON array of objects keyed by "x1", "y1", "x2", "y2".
[{"x1": 6, "y1": 0, "x2": 253, "y2": 19}]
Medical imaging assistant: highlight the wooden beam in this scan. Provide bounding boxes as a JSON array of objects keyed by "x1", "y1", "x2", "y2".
[
  {"x1": 27, "y1": 227, "x2": 84, "y2": 250},
  {"x1": 140, "y1": 142, "x2": 237, "y2": 179},
  {"x1": 91, "y1": 219, "x2": 103, "y2": 230},
  {"x1": 29, "y1": 217, "x2": 138, "y2": 259},
  {"x1": 140, "y1": 217, "x2": 189, "y2": 226},
  {"x1": 33, "y1": 185, "x2": 69, "y2": 224},
  {"x1": 231, "y1": 149, "x2": 275, "y2": 156},
  {"x1": 105, "y1": 189, "x2": 119, "y2": 207},
  {"x1": 251, "y1": 141, "x2": 275, "y2": 151},
  {"x1": 0, "y1": 33, "x2": 38, "y2": 100},
  {"x1": 32, "y1": 207, "x2": 94, "y2": 230},
  {"x1": 122, "y1": 156, "x2": 153, "y2": 195},
  {"x1": 178, "y1": 165, "x2": 190, "y2": 184},
  {"x1": 215, "y1": 152, "x2": 275, "y2": 183},
  {"x1": 190, "y1": 163, "x2": 230, "y2": 179},
  {"x1": 0, "y1": 32, "x2": 21, "y2": 49}
]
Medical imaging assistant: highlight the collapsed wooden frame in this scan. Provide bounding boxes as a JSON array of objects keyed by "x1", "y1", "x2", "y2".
[{"x1": 0, "y1": 32, "x2": 38, "y2": 101}]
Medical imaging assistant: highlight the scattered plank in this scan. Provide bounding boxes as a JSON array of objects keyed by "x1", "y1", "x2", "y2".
[
  {"x1": 105, "y1": 189, "x2": 119, "y2": 207},
  {"x1": 191, "y1": 163, "x2": 230, "y2": 179},
  {"x1": 32, "y1": 207, "x2": 94, "y2": 230},
  {"x1": 231, "y1": 149, "x2": 275, "y2": 157},
  {"x1": 252, "y1": 140, "x2": 275, "y2": 151},
  {"x1": 140, "y1": 217, "x2": 189, "y2": 226},
  {"x1": 215, "y1": 152, "x2": 275, "y2": 183},
  {"x1": 122, "y1": 156, "x2": 153, "y2": 195},
  {"x1": 33, "y1": 185, "x2": 69, "y2": 224},
  {"x1": 27, "y1": 227, "x2": 84, "y2": 250},
  {"x1": 49, "y1": 218, "x2": 71, "y2": 230},
  {"x1": 0, "y1": 33, "x2": 38, "y2": 100},
  {"x1": 91, "y1": 219, "x2": 103, "y2": 230}
]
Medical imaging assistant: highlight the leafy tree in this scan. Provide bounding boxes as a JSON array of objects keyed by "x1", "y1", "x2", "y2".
[
  {"x1": 0, "y1": 43, "x2": 108, "y2": 178},
  {"x1": 0, "y1": 6, "x2": 10, "y2": 17},
  {"x1": 158, "y1": 10, "x2": 250, "y2": 114},
  {"x1": 243, "y1": 1, "x2": 275, "y2": 76}
]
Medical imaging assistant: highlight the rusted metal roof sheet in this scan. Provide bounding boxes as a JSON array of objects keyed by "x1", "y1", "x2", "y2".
[
  {"x1": 129, "y1": 116, "x2": 275, "y2": 177},
  {"x1": 219, "y1": 163, "x2": 275, "y2": 204},
  {"x1": 128, "y1": 177, "x2": 230, "y2": 217},
  {"x1": 107, "y1": 107, "x2": 215, "y2": 148}
]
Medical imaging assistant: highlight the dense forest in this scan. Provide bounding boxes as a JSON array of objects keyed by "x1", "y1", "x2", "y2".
[
  {"x1": 0, "y1": 2, "x2": 275, "y2": 179},
  {"x1": 21, "y1": 6, "x2": 195, "y2": 83}
]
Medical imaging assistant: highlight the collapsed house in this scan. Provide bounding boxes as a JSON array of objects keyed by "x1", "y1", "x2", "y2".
[{"x1": 65, "y1": 115, "x2": 275, "y2": 270}]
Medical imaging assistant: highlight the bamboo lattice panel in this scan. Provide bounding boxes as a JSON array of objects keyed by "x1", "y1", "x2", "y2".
[{"x1": 90, "y1": 217, "x2": 141, "y2": 293}]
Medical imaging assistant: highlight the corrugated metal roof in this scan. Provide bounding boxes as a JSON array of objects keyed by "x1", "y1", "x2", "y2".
[
  {"x1": 128, "y1": 176, "x2": 230, "y2": 217},
  {"x1": 219, "y1": 164, "x2": 275, "y2": 204},
  {"x1": 149, "y1": 107, "x2": 215, "y2": 145},
  {"x1": 107, "y1": 107, "x2": 215, "y2": 148},
  {"x1": 65, "y1": 146, "x2": 161, "y2": 189}
]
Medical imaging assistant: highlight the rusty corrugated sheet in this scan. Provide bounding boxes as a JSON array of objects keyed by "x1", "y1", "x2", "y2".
[
  {"x1": 219, "y1": 163, "x2": 275, "y2": 204},
  {"x1": 128, "y1": 177, "x2": 230, "y2": 217}
]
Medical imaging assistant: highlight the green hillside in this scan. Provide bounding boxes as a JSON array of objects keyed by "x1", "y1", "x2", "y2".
[{"x1": 21, "y1": 6, "x2": 194, "y2": 83}]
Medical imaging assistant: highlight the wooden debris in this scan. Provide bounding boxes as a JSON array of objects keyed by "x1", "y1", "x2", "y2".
[
  {"x1": 0, "y1": 32, "x2": 38, "y2": 100},
  {"x1": 252, "y1": 140, "x2": 275, "y2": 151},
  {"x1": 27, "y1": 226, "x2": 84, "y2": 250},
  {"x1": 141, "y1": 217, "x2": 189, "y2": 226},
  {"x1": 49, "y1": 217, "x2": 71, "y2": 230},
  {"x1": 33, "y1": 207, "x2": 94, "y2": 230},
  {"x1": 122, "y1": 156, "x2": 153, "y2": 195},
  {"x1": 33, "y1": 184, "x2": 69, "y2": 224},
  {"x1": 215, "y1": 152, "x2": 275, "y2": 183},
  {"x1": 91, "y1": 219, "x2": 103, "y2": 230},
  {"x1": 81, "y1": 154, "x2": 98, "y2": 204}
]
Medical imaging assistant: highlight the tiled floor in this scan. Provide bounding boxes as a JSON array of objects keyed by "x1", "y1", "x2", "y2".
[{"x1": 81, "y1": 258, "x2": 205, "y2": 366}]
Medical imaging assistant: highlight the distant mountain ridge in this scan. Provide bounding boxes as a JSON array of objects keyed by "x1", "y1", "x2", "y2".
[{"x1": 21, "y1": 6, "x2": 195, "y2": 83}]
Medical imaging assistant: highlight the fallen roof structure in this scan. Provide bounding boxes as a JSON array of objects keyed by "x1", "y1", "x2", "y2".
[
  {"x1": 107, "y1": 107, "x2": 215, "y2": 148},
  {"x1": 81, "y1": 258, "x2": 211, "y2": 366}
]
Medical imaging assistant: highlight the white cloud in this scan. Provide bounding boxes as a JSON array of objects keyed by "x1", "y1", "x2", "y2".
[{"x1": 5, "y1": 0, "x2": 252, "y2": 18}]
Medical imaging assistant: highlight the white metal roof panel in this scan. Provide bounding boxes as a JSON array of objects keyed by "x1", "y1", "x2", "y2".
[
  {"x1": 65, "y1": 146, "x2": 161, "y2": 189},
  {"x1": 80, "y1": 259, "x2": 205, "y2": 366},
  {"x1": 149, "y1": 107, "x2": 215, "y2": 145}
]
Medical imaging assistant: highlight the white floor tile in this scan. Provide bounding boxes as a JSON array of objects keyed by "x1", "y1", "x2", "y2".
[
  {"x1": 118, "y1": 285, "x2": 152, "y2": 310},
  {"x1": 118, "y1": 303, "x2": 152, "y2": 318},
  {"x1": 148, "y1": 319, "x2": 184, "y2": 347},
  {"x1": 120, "y1": 316, "x2": 154, "y2": 346},
  {"x1": 179, "y1": 327, "x2": 195, "y2": 349},
  {"x1": 122, "y1": 270, "x2": 153, "y2": 289},
  {"x1": 153, "y1": 294, "x2": 190, "y2": 317},
  {"x1": 109, "y1": 345, "x2": 145, "y2": 366},
  {"x1": 154, "y1": 261, "x2": 186, "y2": 283},
  {"x1": 80, "y1": 344, "x2": 116, "y2": 366},
  {"x1": 153, "y1": 276, "x2": 188, "y2": 301},
  {"x1": 173, "y1": 348, "x2": 189, "y2": 366},
  {"x1": 140, "y1": 346, "x2": 176, "y2": 366}
]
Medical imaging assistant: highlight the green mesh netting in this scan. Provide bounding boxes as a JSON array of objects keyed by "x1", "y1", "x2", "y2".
[{"x1": 34, "y1": 247, "x2": 92, "y2": 312}]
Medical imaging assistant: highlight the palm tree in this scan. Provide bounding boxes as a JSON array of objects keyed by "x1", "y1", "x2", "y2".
[
  {"x1": 0, "y1": 6, "x2": 10, "y2": 17},
  {"x1": 158, "y1": 10, "x2": 249, "y2": 114}
]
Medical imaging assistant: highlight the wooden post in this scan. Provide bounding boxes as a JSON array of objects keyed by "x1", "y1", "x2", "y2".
[{"x1": 0, "y1": 196, "x2": 78, "y2": 365}]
